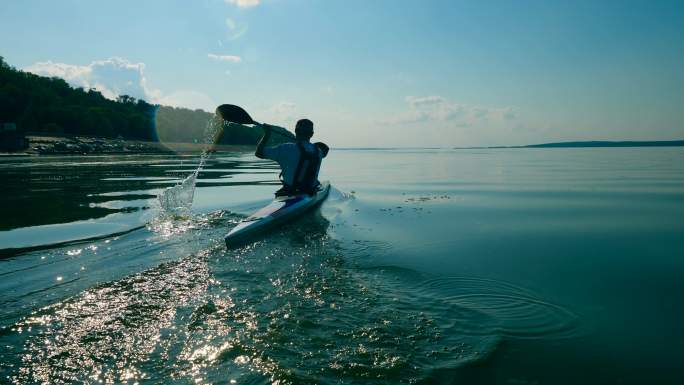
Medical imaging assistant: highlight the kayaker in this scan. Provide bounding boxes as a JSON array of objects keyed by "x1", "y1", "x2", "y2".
[{"x1": 255, "y1": 118, "x2": 329, "y2": 196}]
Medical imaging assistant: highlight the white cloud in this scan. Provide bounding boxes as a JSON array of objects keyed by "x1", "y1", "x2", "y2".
[
  {"x1": 225, "y1": 18, "x2": 248, "y2": 40},
  {"x1": 24, "y1": 57, "x2": 217, "y2": 112},
  {"x1": 24, "y1": 61, "x2": 91, "y2": 81},
  {"x1": 267, "y1": 101, "x2": 298, "y2": 122},
  {"x1": 207, "y1": 53, "x2": 242, "y2": 63},
  {"x1": 271, "y1": 101, "x2": 296, "y2": 113},
  {"x1": 225, "y1": 0, "x2": 260, "y2": 8},
  {"x1": 254, "y1": 101, "x2": 303, "y2": 126},
  {"x1": 407, "y1": 95, "x2": 446, "y2": 108},
  {"x1": 24, "y1": 57, "x2": 160, "y2": 101},
  {"x1": 380, "y1": 96, "x2": 518, "y2": 128}
]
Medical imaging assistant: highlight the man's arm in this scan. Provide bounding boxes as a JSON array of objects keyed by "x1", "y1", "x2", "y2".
[{"x1": 255, "y1": 125, "x2": 272, "y2": 159}]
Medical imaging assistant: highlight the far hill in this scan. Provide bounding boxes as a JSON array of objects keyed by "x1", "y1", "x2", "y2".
[
  {"x1": 518, "y1": 140, "x2": 684, "y2": 148},
  {"x1": 453, "y1": 140, "x2": 684, "y2": 150}
]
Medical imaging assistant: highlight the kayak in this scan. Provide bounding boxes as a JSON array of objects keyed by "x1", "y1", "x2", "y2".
[{"x1": 225, "y1": 181, "x2": 331, "y2": 248}]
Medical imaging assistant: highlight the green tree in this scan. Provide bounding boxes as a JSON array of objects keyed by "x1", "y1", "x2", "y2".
[{"x1": 0, "y1": 56, "x2": 283, "y2": 145}]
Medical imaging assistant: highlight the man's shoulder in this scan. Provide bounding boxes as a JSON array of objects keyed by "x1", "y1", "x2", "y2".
[
  {"x1": 266, "y1": 142, "x2": 296, "y2": 152},
  {"x1": 298, "y1": 141, "x2": 326, "y2": 158},
  {"x1": 277, "y1": 142, "x2": 298, "y2": 154},
  {"x1": 265, "y1": 142, "x2": 299, "y2": 160},
  {"x1": 273, "y1": 141, "x2": 327, "y2": 157}
]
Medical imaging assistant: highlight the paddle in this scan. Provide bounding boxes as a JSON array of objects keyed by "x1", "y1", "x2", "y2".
[{"x1": 216, "y1": 104, "x2": 296, "y2": 141}]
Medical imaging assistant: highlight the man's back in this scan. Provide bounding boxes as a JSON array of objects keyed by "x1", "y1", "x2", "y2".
[
  {"x1": 254, "y1": 118, "x2": 329, "y2": 194},
  {"x1": 262, "y1": 141, "x2": 326, "y2": 191}
]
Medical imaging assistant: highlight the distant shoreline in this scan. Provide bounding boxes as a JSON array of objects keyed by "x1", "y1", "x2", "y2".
[
  {"x1": 462, "y1": 140, "x2": 684, "y2": 150},
  {"x1": 336, "y1": 140, "x2": 684, "y2": 151}
]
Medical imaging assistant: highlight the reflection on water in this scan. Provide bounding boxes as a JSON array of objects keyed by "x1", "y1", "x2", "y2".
[
  {"x1": 1, "y1": 148, "x2": 684, "y2": 384},
  {"x1": 0, "y1": 154, "x2": 276, "y2": 232},
  {"x1": 0, "y1": 153, "x2": 277, "y2": 256},
  {"x1": 5, "y1": 213, "x2": 504, "y2": 384}
]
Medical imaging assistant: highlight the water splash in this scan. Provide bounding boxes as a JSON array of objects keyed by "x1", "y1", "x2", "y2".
[{"x1": 156, "y1": 115, "x2": 223, "y2": 216}]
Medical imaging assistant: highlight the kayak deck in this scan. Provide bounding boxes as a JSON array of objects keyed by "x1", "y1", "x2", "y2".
[{"x1": 225, "y1": 181, "x2": 330, "y2": 248}]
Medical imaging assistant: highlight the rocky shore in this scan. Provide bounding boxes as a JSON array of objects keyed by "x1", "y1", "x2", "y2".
[
  {"x1": 24, "y1": 135, "x2": 171, "y2": 155},
  {"x1": 0, "y1": 135, "x2": 252, "y2": 156}
]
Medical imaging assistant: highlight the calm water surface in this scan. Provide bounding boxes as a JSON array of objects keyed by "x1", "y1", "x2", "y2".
[{"x1": 1, "y1": 148, "x2": 683, "y2": 384}]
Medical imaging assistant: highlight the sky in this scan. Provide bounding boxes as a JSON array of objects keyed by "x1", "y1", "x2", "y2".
[{"x1": 1, "y1": 0, "x2": 683, "y2": 147}]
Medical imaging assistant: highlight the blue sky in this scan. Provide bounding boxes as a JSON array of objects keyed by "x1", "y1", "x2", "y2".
[{"x1": 1, "y1": 0, "x2": 683, "y2": 146}]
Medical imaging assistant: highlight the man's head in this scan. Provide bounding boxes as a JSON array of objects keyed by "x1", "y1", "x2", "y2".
[{"x1": 295, "y1": 119, "x2": 314, "y2": 140}]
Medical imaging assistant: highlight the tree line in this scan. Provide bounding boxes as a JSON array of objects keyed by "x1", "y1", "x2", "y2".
[
  {"x1": 0, "y1": 56, "x2": 272, "y2": 145},
  {"x1": 155, "y1": 105, "x2": 267, "y2": 145}
]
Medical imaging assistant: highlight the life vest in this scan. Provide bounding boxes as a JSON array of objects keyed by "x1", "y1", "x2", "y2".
[{"x1": 277, "y1": 141, "x2": 322, "y2": 196}]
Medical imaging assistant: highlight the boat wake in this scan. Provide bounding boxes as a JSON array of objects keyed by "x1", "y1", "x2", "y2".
[{"x1": 2, "y1": 209, "x2": 503, "y2": 385}]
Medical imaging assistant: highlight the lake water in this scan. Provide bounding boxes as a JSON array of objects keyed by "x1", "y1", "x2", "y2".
[{"x1": 1, "y1": 148, "x2": 683, "y2": 384}]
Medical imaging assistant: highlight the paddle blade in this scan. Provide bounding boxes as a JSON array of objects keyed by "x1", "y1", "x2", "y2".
[{"x1": 216, "y1": 104, "x2": 256, "y2": 125}]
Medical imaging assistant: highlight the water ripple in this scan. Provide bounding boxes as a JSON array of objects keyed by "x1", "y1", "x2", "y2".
[{"x1": 414, "y1": 276, "x2": 585, "y2": 340}]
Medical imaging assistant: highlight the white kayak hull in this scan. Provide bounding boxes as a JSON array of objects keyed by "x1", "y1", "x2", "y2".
[{"x1": 225, "y1": 181, "x2": 331, "y2": 248}]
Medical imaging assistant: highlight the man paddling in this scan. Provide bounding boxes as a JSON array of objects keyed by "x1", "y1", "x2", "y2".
[{"x1": 255, "y1": 119, "x2": 329, "y2": 196}]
